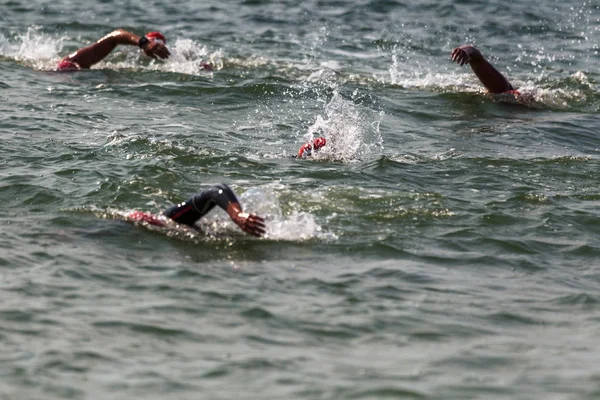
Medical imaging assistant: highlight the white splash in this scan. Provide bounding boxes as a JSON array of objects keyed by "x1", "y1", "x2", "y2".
[
  {"x1": 0, "y1": 26, "x2": 64, "y2": 70},
  {"x1": 496, "y1": 81, "x2": 588, "y2": 109},
  {"x1": 302, "y1": 91, "x2": 384, "y2": 162},
  {"x1": 160, "y1": 38, "x2": 223, "y2": 75},
  {"x1": 388, "y1": 45, "x2": 480, "y2": 92},
  {"x1": 199, "y1": 187, "x2": 333, "y2": 241},
  {"x1": 96, "y1": 37, "x2": 222, "y2": 75}
]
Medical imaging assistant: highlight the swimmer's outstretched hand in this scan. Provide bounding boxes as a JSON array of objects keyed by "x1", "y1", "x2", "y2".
[
  {"x1": 141, "y1": 37, "x2": 171, "y2": 60},
  {"x1": 451, "y1": 44, "x2": 514, "y2": 93},
  {"x1": 451, "y1": 45, "x2": 484, "y2": 66},
  {"x1": 235, "y1": 212, "x2": 266, "y2": 237},
  {"x1": 227, "y1": 203, "x2": 266, "y2": 237}
]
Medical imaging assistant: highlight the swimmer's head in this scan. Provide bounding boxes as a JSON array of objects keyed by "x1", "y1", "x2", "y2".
[
  {"x1": 145, "y1": 32, "x2": 167, "y2": 45},
  {"x1": 57, "y1": 60, "x2": 80, "y2": 72},
  {"x1": 297, "y1": 137, "x2": 327, "y2": 158},
  {"x1": 200, "y1": 62, "x2": 214, "y2": 71}
]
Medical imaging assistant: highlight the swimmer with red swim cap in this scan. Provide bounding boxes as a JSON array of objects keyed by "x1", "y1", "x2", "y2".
[
  {"x1": 297, "y1": 137, "x2": 327, "y2": 158},
  {"x1": 127, "y1": 184, "x2": 266, "y2": 237},
  {"x1": 451, "y1": 45, "x2": 524, "y2": 97},
  {"x1": 57, "y1": 29, "x2": 170, "y2": 71}
]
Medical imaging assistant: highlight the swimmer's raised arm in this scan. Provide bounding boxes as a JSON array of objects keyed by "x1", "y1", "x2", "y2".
[
  {"x1": 163, "y1": 184, "x2": 266, "y2": 237},
  {"x1": 59, "y1": 29, "x2": 170, "y2": 69},
  {"x1": 451, "y1": 45, "x2": 514, "y2": 94}
]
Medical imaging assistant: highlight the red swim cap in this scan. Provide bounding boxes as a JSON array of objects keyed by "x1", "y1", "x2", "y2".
[
  {"x1": 297, "y1": 137, "x2": 327, "y2": 158},
  {"x1": 57, "y1": 60, "x2": 79, "y2": 71},
  {"x1": 145, "y1": 32, "x2": 167, "y2": 44}
]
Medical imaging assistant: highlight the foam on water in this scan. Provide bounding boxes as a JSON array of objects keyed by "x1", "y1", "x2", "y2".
[
  {"x1": 103, "y1": 131, "x2": 216, "y2": 160},
  {"x1": 0, "y1": 26, "x2": 64, "y2": 70},
  {"x1": 301, "y1": 91, "x2": 384, "y2": 163},
  {"x1": 97, "y1": 38, "x2": 223, "y2": 75},
  {"x1": 202, "y1": 187, "x2": 334, "y2": 241},
  {"x1": 164, "y1": 38, "x2": 222, "y2": 74},
  {"x1": 388, "y1": 44, "x2": 488, "y2": 93}
]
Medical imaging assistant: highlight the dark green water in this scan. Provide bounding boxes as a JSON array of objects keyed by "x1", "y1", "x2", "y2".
[{"x1": 1, "y1": 1, "x2": 600, "y2": 399}]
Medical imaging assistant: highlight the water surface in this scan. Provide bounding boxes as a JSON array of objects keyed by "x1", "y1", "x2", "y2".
[{"x1": 1, "y1": 1, "x2": 600, "y2": 399}]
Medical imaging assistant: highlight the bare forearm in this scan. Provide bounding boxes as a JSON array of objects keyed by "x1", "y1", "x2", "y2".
[
  {"x1": 469, "y1": 59, "x2": 514, "y2": 94},
  {"x1": 226, "y1": 201, "x2": 266, "y2": 237},
  {"x1": 63, "y1": 29, "x2": 141, "y2": 68},
  {"x1": 451, "y1": 45, "x2": 515, "y2": 94},
  {"x1": 107, "y1": 29, "x2": 141, "y2": 46},
  {"x1": 226, "y1": 202, "x2": 244, "y2": 221}
]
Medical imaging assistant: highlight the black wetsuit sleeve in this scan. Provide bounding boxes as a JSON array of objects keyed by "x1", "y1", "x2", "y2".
[{"x1": 163, "y1": 184, "x2": 239, "y2": 227}]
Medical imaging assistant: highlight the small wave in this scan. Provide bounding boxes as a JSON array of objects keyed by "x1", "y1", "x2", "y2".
[
  {"x1": 88, "y1": 207, "x2": 203, "y2": 242},
  {"x1": 102, "y1": 131, "x2": 217, "y2": 159},
  {"x1": 551, "y1": 293, "x2": 600, "y2": 307},
  {"x1": 365, "y1": 207, "x2": 455, "y2": 221},
  {"x1": 500, "y1": 85, "x2": 587, "y2": 110}
]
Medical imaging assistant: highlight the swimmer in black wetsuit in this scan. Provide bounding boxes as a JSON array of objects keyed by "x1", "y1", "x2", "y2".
[{"x1": 128, "y1": 184, "x2": 266, "y2": 237}]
